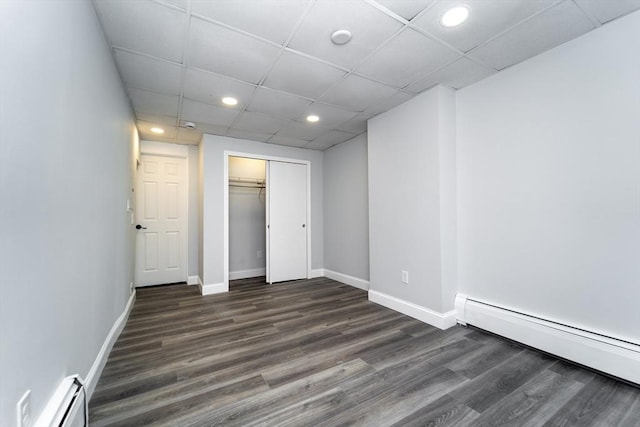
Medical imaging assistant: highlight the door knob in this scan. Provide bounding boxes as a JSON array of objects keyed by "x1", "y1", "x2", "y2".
[
  {"x1": 136, "y1": 224, "x2": 147, "y2": 230},
  {"x1": 302, "y1": 224, "x2": 306, "y2": 228}
]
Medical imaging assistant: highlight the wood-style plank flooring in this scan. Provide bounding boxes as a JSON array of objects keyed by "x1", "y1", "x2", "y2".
[{"x1": 90, "y1": 277, "x2": 640, "y2": 426}]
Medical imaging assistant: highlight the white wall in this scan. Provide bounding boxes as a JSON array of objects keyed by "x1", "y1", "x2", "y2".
[
  {"x1": 199, "y1": 134, "x2": 323, "y2": 288},
  {"x1": 229, "y1": 157, "x2": 266, "y2": 276},
  {"x1": 368, "y1": 85, "x2": 457, "y2": 319},
  {"x1": 0, "y1": 1, "x2": 137, "y2": 425},
  {"x1": 323, "y1": 134, "x2": 370, "y2": 282},
  {"x1": 457, "y1": 11, "x2": 640, "y2": 343}
]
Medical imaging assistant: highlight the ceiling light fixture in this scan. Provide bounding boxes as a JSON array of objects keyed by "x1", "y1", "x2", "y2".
[
  {"x1": 306, "y1": 115, "x2": 320, "y2": 123},
  {"x1": 330, "y1": 29, "x2": 352, "y2": 45},
  {"x1": 440, "y1": 5, "x2": 469, "y2": 27},
  {"x1": 222, "y1": 96, "x2": 238, "y2": 106},
  {"x1": 150, "y1": 127, "x2": 165, "y2": 134}
]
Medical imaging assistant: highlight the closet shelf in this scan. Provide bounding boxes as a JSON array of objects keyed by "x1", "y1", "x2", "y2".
[{"x1": 229, "y1": 176, "x2": 265, "y2": 189}]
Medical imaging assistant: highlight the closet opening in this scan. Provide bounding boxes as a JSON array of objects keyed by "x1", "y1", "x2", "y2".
[
  {"x1": 228, "y1": 156, "x2": 267, "y2": 288},
  {"x1": 224, "y1": 151, "x2": 312, "y2": 290}
]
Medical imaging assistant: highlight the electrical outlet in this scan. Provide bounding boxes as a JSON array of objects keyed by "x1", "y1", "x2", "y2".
[
  {"x1": 257, "y1": 250, "x2": 263, "y2": 259},
  {"x1": 17, "y1": 390, "x2": 31, "y2": 427},
  {"x1": 401, "y1": 271, "x2": 409, "y2": 284}
]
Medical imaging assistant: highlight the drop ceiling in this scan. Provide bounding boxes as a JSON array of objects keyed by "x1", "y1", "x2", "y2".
[{"x1": 93, "y1": 0, "x2": 640, "y2": 150}]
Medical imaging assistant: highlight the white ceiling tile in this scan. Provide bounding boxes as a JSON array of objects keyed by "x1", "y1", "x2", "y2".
[
  {"x1": 356, "y1": 28, "x2": 460, "y2": 87},
  {"x1": 320, "y1": 74, "x2": 398, "y2": 111},
  {"x1": 183, "y1": 68, "x2": 256, "y2": 108},
  {"x1": 575, "y1": 0, "x2": 640, "y2": 24},
  {"x1": 335, "y1": 113, "x2": 372, "y2": 134},
  {"x1": 268, "y1": 136, "x2": 311, "y2": 148},
  {"x1": 196, "y1": 123, "x2": 231, "y2": 135},
  {"x1": 232, "y1": 111, "x2": 289, "y2": 134},
  {"x1": 94, "y1": 0, "x2": 185, "y2": 62},
  {"x1": 303, "y1": 103, "x2": 359, "y2": 128},
  {"x1": 365, "y1": 90, "x2": 414, "y2": 115},
  {"x1": 191, "y1": 0, "x2": 311, "y2": 45},
  {"x1": 137, "y1": 120, "x2": 178, "y2": 138},
  {"x1": 227, "y1": 129, "x2": 274, "y2": 143},
  {"x1": 181, "y1": 98, "x2": 240, "y2": 126},
  {"x1": 307, "y1": 130, "x2": 357, "y2": 150},
  {"x1": 114, "y1": 49, "x2": 182, "y2": 95},
  {"x1": 176, "y1": 127, "x2": 203, "y2": 143},
  {"x1": 247, "y1": 87, "x2": 313, "y2": 120},
  {"x1": 128, "y1": 87, "x2": 180, "y2": 116},
  {"x1": 412, "y1": 0, "x2": 558, "y2": 53},
  {"x1": 405, "y1": 57, "x2": 496, "y2": 93},
  {"x1": 274, "y1": 121, "x2": 327, "y2": 141},
  {"x1": 263, "y1": 51, "x2": 347, "y2": 98},
  {"x1": 288, "y1": 0, "x2": 403, "y2": 69},
  {"x1": 468, "y1": 1, "x2": 595, "y2": 70},
  {"x1": 187, "y1": 17, "x2": 281, "y2": 84},
  {"x1": 136, "y1": 113, "x2": 178, "y2": 127},
  {"x1": 156, "y1": 0, "x2": 188, "y2": 10},
  {"x1": 372, "y1": 0, "x2": 434, "y2": 20}
]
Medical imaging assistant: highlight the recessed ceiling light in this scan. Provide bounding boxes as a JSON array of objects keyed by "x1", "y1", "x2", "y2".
[
  {"x1": 440, "y1": 6, "x2": 469, "y2": 27},
  {"x1": 331, "y1": 29, "x2": 352, "y2": 45},
  {"x1": 222, "y1": 96, "x2": 238, "y2": 106},
  {"x1": 306, "y1": 115, "x2": 320, "y2": 123},
  {"x1": 150, "y1": 127, "x2": 164, "y2": 134}
]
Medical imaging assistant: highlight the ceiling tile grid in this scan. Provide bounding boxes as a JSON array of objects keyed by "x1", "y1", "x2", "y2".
[{"x1": 92, "y1": 0, "x2": 640, "y2": 148}]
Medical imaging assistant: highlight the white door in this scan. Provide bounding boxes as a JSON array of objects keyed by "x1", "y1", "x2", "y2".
[
  {"x1": 135, "y1": 154, "x2": 187, "y2": 286},
  {"x1": 267, "y1": 161, "x2": 308, "y2": 283}
]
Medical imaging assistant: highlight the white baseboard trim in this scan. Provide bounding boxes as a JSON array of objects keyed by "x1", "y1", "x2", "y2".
[
  {"x1": 324, "y1": 269, "x2": 370, "y2": 291},
  {"x1": 229, "y1": 268, "x2": 266, "y2": 280},
  {"x1": 368, "y1": 290, "x2": 457, "y2": 330},
  {"x1": 198, "y1": 278, "x2": 227, "y2": 296},
  {"x1": 309, "y1": 268, "x2": 325, "y2": 278},
  {"x1": 86, "y1": 290, "x2": 136, "y2": 397},
  {"x1": 455, "y1": 294, "x2": 640, "y2": 384},
  {"x1": 187, "y1": 275, "x2": 199, "y2": 285}
]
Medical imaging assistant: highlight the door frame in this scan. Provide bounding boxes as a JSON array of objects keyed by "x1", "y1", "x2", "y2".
[
  {"x1": 135, "y1": 141, "x2": 189, "y2": 287},
  {"x1": 223, "y1": 150, "x2": 311, "y2": 289}
]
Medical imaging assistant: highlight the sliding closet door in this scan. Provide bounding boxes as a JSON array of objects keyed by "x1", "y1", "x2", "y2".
[{"x1": 267, "y1": 161, "x2": 307, "y2": 283}]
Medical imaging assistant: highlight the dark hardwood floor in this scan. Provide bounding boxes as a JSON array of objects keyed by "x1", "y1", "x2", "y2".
[{"x1": 90, "y1": 277, "x2": 640, "y2": 426}]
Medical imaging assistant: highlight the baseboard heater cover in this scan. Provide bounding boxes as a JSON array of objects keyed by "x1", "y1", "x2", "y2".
[
  {"x1": 455, "y1": 294, "x2": 640, "y2": 385},
  {"x1": 36, "y1": 375, "x2": 87, "y2": 427}
]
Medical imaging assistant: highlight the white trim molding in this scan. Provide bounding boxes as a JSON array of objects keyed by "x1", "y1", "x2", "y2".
[
  {"x1": 187, "y1": 275, "x2": 199, "y2": 285},
  {"x1": 324, "y1": 269, "x2": 370, "y2": 291},
  {"x1": 309, "y1": 268, "x2": 325, "y2": 278},
  {"x1": 369, "y1": 290, "x2": 457, "y2": 330},
  {"x1": 455, "y1": 294, "x2": 640, "y2": 384},
  {"x1": 199, "y1": 278, "x2": 227, "y2": 296},
  {"x1": 229, "y1": 268, "x2": 266, "y2": 280},
  {"x1": 86, "y1": 290, "x2": 136, "y2": 397}
]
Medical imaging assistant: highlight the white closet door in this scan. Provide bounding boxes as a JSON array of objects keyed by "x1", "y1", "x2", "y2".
[
  {"x1": 135, "y1": 154, "x2": 187, "y2": 286},
  {"x1": 267, "y1": 161, "x2": 307, "y2": 283}
]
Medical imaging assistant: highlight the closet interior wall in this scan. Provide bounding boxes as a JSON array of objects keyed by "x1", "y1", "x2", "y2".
[{"x1": 228, "y1": 156, "x2": 267, "y2": 280}]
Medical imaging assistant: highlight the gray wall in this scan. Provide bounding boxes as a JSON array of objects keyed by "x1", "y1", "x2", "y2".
[
  {"x1": 323, "y1": 134, "x2": 370, "y2": 281},
  {"x1": 200, "y1": 134, "x2": 323, "y2": 286},
  {"x1": 457, "y1": 11, "x2": 640, "y2": 342},
  {"x1": 188, "y1": 145, "x2": 199, "y2": 277},
  {"x1": 0, "y1": 1, "x2": 137, "y2": 424},
  {"x1": 368, "y1": 85, "x2": 456, "y2": 313}
]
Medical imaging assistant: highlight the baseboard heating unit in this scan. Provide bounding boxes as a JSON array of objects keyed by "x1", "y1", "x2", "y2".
[
  {"x1": 455, "y1": 294, "x2": 640, "y2": 385},
  {"x1": 36, "y1": 375, "x2": 88, "y2": 427}
]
